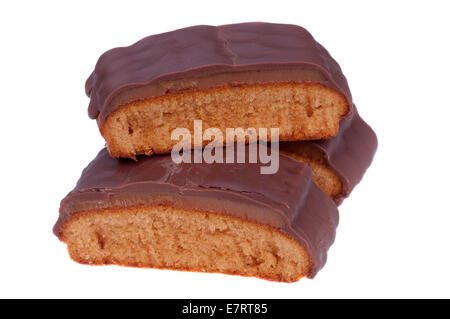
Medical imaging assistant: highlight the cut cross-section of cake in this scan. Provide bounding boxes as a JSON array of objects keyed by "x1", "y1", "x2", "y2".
[
  {"x1": 54, "y1": 148, "x2": 339, "y2": 282},
  {"x1": 280, "y1": 107, "x2": 378, "y2": 204}
]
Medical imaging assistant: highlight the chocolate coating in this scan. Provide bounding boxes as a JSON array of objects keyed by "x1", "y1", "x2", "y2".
[
  {"x1": 280, "y1": 106, "x2": 378, "y2": 205},
  {"x1": 54, "y1": 148, "x2": 339, "y2": 278},
  {"x1": 86, "y1": 22, "x2": 353, "y2": 125}
]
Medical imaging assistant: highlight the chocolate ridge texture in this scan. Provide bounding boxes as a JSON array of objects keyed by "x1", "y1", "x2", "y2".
[
  {"x1": 54, "y1": 148, "x2": 339, "y2": 281},
  {"x1": 87, "y1": 22, "x2": 353, "y2": 123}
]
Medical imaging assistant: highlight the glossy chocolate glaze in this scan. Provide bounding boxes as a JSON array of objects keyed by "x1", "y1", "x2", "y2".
[
  {"x1": 86, "y1": 22, "x2": 353, "y2": 125},
  {"x1": 54, "y1": 148, "x2": 339, "y2": 278},
  {"x1": 280, "y1": 106, "x2": 378, "y2": 205}
]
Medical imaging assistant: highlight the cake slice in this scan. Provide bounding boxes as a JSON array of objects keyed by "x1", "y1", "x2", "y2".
[
  {"x1": 54, "y1": 148, "x2": 339, "y2": 282},
  {"x1": 280, "y1": 107, "x2": 378, "y2": 204},
  {"x1": 86, "y1": 22, "x2": 353, "y2": 158}
]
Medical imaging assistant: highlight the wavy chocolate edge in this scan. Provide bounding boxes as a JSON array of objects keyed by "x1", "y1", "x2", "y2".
[
  {"x1": 280, "y1": 106, "x2": 378, "y2": 205},
  {"x1": 86, "y1": 22, "x2": 353, "y2": 125},
  {"x1": 54, "y1": 148, "x2": 339, "y2": 278},
  {"x1": 312, "y1": 108, "x2": 378, "y2": 204}
]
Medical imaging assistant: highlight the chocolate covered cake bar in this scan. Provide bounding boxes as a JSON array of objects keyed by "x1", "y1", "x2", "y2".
[
  {"x1": 86, "y1": 22, "x2": 353, "y2": 158},
  {"x1": 54, "y1": 149, "x2": 338, "y2": 282}
]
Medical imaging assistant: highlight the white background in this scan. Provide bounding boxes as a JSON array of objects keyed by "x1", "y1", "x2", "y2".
[{"x1": 1, "y1": 0, "x2": 449, "y2": 298}]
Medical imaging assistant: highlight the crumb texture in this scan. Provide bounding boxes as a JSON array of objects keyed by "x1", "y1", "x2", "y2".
[
  {"x1": 60, "y1": 206, "x2": 311, "y2": 282},
  {"x1": 102, "y1": 83, "x2": 348, "y2": 158},
  {"x1": 280, "y1": 146, "x2": 342, "y2": 199}
]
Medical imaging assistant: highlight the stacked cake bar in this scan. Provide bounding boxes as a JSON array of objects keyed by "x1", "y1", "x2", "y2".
[{"x1": 54, "y1": 22, "x2": 377, "y2": 282}]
